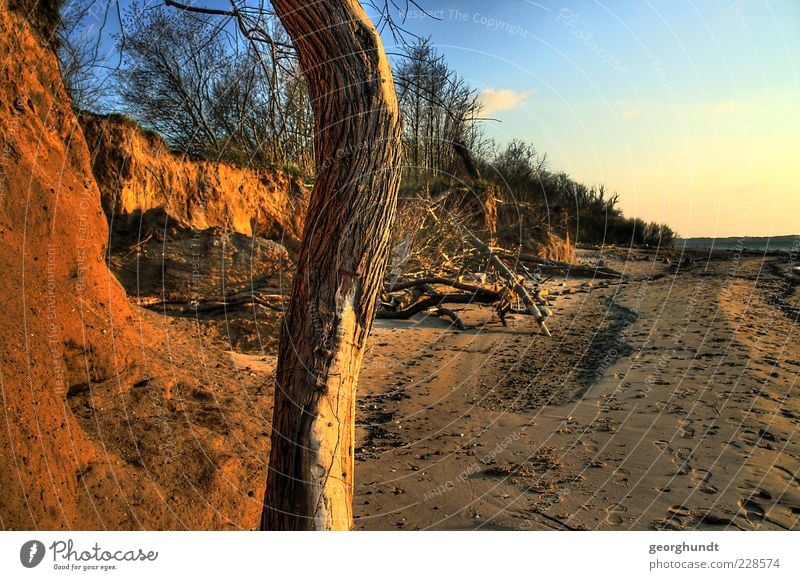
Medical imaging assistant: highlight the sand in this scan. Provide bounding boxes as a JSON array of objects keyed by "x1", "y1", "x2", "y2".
[
  {"x1": 9, "y1": 243, "x2": 797, "y2": 530},
  {"x1": 353, "y1": 248, "x2": 800, "y2": 530}
]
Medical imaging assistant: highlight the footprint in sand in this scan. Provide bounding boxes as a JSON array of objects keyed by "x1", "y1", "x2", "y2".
[
  {"x1": 664, "y1": 505, "x2": 734, "y2": 528},
  {"x1": 738, "y1": 498, "x2": 767, "y2": 523},
  {"x1": 654, "y1": 440, "x2": 673, "y2": 454},
  {"x1": 671, "y1": 447, "x2": 692, "y2": 475},
  {"x1": 695, "y1": 512, "x2": 735, "y2": 527},
  {"x1": 690, "y1": 468, "x2": 718, "y2": 494},
  {"x1": 612, "y1": 467, "x2": 630, "y2": 487},
  {"x1": 655, "y1": 516, "x2": 684, "y2": 530},
  {"x1": 605, "y1": 503, "x2": 627, "y2": 525},
  {"x1": 771, "y1": 465, "x2": 800, "y2": 487},
  {"x1": 779, "y1": 408, "x2": 799, "y2": 422},
  {"x1": 752, "y1": 488, "x2": 773, "y2": 501},
  {"x1": 667, "y1": 505, "x2": 692, "y2": 517}
]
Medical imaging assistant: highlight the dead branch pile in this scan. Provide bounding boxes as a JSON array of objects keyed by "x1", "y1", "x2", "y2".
[
  {"x1": 378, "y1": 234, "x2": 555, "y2": 335},
  {"x1": 376, "y1": 193, "x2": 628, "y2": 335},
  {"x1": 135, "y1": 193, "x2": 623, "y2": 338},
  {"x1": 388, "y1": 192, "x2": 476, "y2": 277}
]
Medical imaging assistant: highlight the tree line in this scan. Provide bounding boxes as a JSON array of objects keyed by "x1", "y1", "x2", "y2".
[{"x1": 57, "y1": 0, "x2": 676, "y2": 247}]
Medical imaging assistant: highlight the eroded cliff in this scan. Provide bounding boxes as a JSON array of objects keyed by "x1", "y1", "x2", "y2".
[{"x1": 80, "y1": 113, "x2": 309, "y2": 249}]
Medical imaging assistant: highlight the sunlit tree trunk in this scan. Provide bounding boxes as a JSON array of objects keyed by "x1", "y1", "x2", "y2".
[{"x1": 260, "y1": 0, "x2": 402, "y2": 530}]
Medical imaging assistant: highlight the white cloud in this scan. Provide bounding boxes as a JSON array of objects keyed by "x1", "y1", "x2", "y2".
[
  {"x1": 479, "y1": 88, "x2": 537, "y2": 115},
  {"x1": 622, "y1": 108, "x2": 641, "y2": 119}
]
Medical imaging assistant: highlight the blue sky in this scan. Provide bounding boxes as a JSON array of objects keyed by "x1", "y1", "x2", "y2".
[
  {"x1": 378, "y1": 0, "x2": 800, "y2": 237},
  {"x1": 78, "y1": 1, "x2": 800, "y2": 236}
]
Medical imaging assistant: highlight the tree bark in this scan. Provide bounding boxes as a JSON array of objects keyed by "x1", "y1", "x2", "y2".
[{"x1": 260, "y1": 1, "x2": 402, "y2": 530}]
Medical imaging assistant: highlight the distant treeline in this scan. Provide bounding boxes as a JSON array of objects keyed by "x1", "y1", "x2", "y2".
[
  {"x1": 680, "y1": 235, "x2": 799, "y2": 252},
  {"x1": 56, "y1": 0, "x2": 676, "y2": 247},
  {"x1": 477, "y1": 140, "x2": 677, "y2": 248}
]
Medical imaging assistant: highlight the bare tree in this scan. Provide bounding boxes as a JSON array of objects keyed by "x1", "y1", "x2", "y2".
[
  {"x1": 116, "y1": 1, "x2": 313, "y2": 168},
  {"x1": 259, "y1": 0, "x2": 402, "y2": 530},
  {"x1": 159, "y1": 0, "x2": 403, "y2": 531},
  {"x1": 57, "y1": 0, "x2": 116, "y2": 112},
  {"x1": 394, "y1": 39, "x2": 483, "y2": 182},
  {"x1": 492, "y1": 139, "x2": 548, "y2": 201},
  {"x1": 117, "y1": 3, "x2": 232, "y2": 157}
]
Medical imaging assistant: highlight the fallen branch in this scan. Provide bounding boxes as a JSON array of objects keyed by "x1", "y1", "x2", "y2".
[
  {"x1": 430, "y1": 306, "x2": 467, "y2": 330},
  {"x1": 377, "y1": 291, "x2": 494, "y2": 321},
  {"x1": 462, "y1": 228, "x2": 551, "y2": 336},
  {"x1": 145, "y1": 293, "x2": 289, "y2": 315},
  {"x1": 491, "y1": 247, "x2": 623, "y2": 279},
  {"x1": 387, "y1": 276, "x2": 499, "y2": 299}
]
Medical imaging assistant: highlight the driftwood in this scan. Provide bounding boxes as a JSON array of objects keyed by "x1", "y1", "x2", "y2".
[
  {"x1": 490, "y1": 247, "x2": 624, "y2": 279},
  {"x1": 140, "y1": 271, "x2": 551, "y2": 334},
  {"x1": 462, "y1": 228, "x2": 551, "y2": 336},
  {"x1": 146, "y1": 293, "x2": 289, "y2": 315},
  {"x1": 388, "y1": 276, "x2": 499, "y2": 299},
  {"x1": 377, "y1": 294, "x2": 469, "y2": 329},
  {"x1": 136, "y1": 244, "x2": 557, "y2": 336},
  {"x1": 405, "y1": 208, "x2": 554, "y2": 336},
  {"x1": 379, "y1": 261, "x2": 561, "y2": 334},
  {"x1": 432, "y1": 307, "x2": 467, "y2": 330},
  {"x1": 378, "y1": 291, "x2": 496, "y2": 319},
  {"x1": 378, "y1": 277, "x2": 553, "y2": 333}
]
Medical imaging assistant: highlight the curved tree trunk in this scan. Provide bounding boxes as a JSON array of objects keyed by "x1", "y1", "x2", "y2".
[{"x1": 260, "y1": 1, "x2": 402, "y2": 530}]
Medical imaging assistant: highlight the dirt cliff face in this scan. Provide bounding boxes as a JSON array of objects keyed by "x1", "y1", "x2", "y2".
[
  {"x1": 0, "y1": 4, "x2": 277, "y2": 530},
  {"x1": 0, "y1": 0, "x2": 144, "y2": 528},
  {"x1": 80, "y1": 113, "x2": 309, "y2": 249}
]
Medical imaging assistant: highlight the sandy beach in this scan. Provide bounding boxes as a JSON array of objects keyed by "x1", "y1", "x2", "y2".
[
  {"x1": 49, "y1": 246, "x2": 799, "y2": 531},
  {"x1": 353, "y1": 248, "x2": 800, "y2": 530}
]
